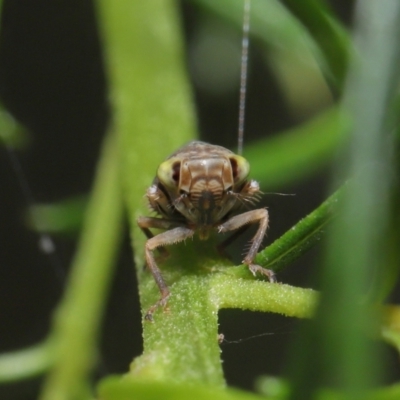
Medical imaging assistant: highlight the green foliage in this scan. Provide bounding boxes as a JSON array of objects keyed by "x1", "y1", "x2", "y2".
[
  {"x1": 1, "y1": 0, "x2": 400, "y2": 400},
  {"x1": 0, "y1": 109, "x2": 28, "y2": 148},
  {"x1": 26, "y1": 196, "x2": 87, "y2": 235},
  {"x1": 98, "y1": 378, "x2": 265, "y2": 400},
  {"x1": 254, "y1": 187, "x2": 342, "y2": 272}
]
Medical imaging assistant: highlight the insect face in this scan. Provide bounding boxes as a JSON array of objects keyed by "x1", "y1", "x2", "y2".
[{"x1": 156, "y1": 141, "x2": 250, "y2": 229}]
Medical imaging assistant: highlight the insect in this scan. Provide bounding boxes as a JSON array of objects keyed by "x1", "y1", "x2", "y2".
[{"x1": 137, "y1": 140, "x2": 276, "y2": 320}]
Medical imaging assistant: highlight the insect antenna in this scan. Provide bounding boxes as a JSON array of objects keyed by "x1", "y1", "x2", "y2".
[{"x1": 237, "y1": 0, "x2": 251, "y2": 156}]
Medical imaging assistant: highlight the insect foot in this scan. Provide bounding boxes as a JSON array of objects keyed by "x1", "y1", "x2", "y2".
[
  {"x1": 144, "y1": 291, "x2": 171, "y2": 322},
  {"x1": 247, "y1": 263, "x2": 277, "y2": 283}
]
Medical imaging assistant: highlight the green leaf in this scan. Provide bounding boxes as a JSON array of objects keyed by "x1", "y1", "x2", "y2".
[{"x1": 254, "y1": 187, "x2": 342, "y2": 272}]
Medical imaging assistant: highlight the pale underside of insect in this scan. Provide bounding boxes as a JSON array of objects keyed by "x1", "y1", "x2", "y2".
[{"x1": 137, "y1": 140, "x2": 276, "y2": 321}]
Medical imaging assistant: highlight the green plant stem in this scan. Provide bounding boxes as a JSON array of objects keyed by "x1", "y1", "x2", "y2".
[
  {"x1": 99, "y1": 379, "x2": 269, "y2": 400},
  {"x1": 211, "y1": 275, "x2": 316, "y2": 318},
  {"x1": 39, "y1": 132, "x2": 123, "y2": 400},
  {"x1": 96, "y1": 0, "x2": 197, "y2": 282},
  {"x1": 129, "y1": 273, "x2": 225, "y2": 387},
  {"x1": 0, "y1": 340, "x2": 55, "y2": 383},
  {"x1": 127, "y1": 241, "x2": 317, "y2": 387}
]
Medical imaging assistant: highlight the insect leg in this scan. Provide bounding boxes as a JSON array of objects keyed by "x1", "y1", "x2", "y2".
[
  {"x1": 140, "y1": 224, "x2": 195, "y2": 320},
  {"x1": 137, "y1": 216, "x2": 185, "y2": 256},
  {"x1": 218, "y1": 208, "x2": 276, "y2": 282},
  {"x1": 137, "y1": 216, "x2": 185, "y2": 238}
]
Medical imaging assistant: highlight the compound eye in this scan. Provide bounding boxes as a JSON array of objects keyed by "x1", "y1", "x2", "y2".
[
  {"x1": 157, "y1": 157, "x2": 181, "y2": 188},
  {"x1": 229, "y1": 155, "x2": 250, "y2": 184}
]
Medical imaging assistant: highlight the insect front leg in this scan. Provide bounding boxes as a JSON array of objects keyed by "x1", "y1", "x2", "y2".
[
  {"x1": 137, "y1": 217, "x2": 194, "y2": 320},
  {"x1": 218, "y1": 208, "x2": 276, "y2": 282},
  {"x1": 138, "y1": 216, "x2": 185, "y2": 256}
]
